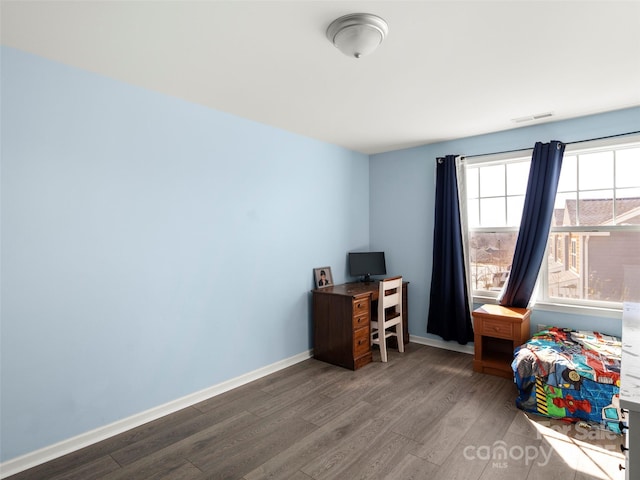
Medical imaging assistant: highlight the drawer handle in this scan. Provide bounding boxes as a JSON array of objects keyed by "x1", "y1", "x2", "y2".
[
  {"x1": 619, "y1": 421, "x2": 629, "y2": 433},
  {"x1": 357, "y1": 303, "x2": 362, "y2": 308},
  {"x1": 619, "y1": 464, "x2": 625, "y2": 471},
  {"x1": 620, "y1": 444, "x2": 629, "y2": 453}
]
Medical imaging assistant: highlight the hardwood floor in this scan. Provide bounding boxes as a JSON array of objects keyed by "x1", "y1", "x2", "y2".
[{"x1": 6, "y1": 344, "x2": 625, "y2": 480}]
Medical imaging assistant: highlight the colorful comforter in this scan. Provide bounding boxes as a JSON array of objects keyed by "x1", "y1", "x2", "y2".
[{"x1": 512, "y1": 327, "x2": 622, "y2": 432}]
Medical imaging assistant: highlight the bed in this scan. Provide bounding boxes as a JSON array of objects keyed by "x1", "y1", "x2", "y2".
[{"x1": 511, "y1": 327, "x2": 622, "y2": 433}]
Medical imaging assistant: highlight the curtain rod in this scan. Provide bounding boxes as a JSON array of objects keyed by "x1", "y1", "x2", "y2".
[{"x1": 458, "y1": 130, "x2": 640, "y2": 161}]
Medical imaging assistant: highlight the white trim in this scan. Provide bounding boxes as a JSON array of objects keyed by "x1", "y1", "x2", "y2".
[
  {"x1": 0, "y1": 350, "x2": 313, "y2": 479},
  {"x1": 462, "y1": 149, "x2": 532, "y2": 166},
  {"x1": 472, "y1": 295, "x2": 622, "y2": 319},
  {"x1": 534, "y1": 301, "x2": 622, "y2": 319},
  {"x1": 410, "y1": 335, "x2": 474, "y2": 355},
  {"x1": 564, "y1": 133, "x2": 640, "y2": 154}
]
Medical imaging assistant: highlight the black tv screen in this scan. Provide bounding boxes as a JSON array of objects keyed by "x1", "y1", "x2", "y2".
[{"x1": 348, "y1": 252, "x2": 386, "y2": 282}]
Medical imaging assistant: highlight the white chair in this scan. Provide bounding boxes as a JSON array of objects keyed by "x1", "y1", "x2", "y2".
[{"x1": 371, "y1": 276, "x2": 404, "y2": 362}]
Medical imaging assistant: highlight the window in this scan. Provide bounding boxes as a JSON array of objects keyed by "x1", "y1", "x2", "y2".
[
  {"x1": 464, "y1": 136, "x2": 640, "y2": 310},
  {"x1": 465, "y1": 152, "x2": 531, "y2": 296}
]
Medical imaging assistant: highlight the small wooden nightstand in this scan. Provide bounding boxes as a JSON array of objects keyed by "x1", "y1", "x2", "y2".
[{"x1": 472, "y1": 304, "x2": 531, "y2": 379}]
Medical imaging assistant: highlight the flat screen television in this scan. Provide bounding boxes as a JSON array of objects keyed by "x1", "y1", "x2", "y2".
[{"x1": 348, "y1": 251, "x2": 386, "y2": 283}]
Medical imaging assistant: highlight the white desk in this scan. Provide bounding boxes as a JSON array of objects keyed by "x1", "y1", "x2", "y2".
[{"x1": 620, "y1": 302, "x2": 640, "y2": 479}]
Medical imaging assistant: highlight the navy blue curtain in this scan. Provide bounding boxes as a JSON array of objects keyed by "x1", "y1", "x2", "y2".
[
  {"x1": 427, "y1": 155, "x2": 473, "y2": 344},
  {"x1": 500, "y1": 141, "x2": 565, "y2": 308}
]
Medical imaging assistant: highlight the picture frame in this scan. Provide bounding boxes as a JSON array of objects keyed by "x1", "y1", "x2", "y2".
[{"x1": 314, "y1": 267, "x2": 333, "y2": 289}]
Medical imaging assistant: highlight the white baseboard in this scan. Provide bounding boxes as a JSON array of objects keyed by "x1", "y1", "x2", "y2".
[
  {"x1": 410, "y1": 334, "x2": 474, "y2": 355},
  {"x1": 0, "y1": 350, "x2": 313, "y2": 479}
]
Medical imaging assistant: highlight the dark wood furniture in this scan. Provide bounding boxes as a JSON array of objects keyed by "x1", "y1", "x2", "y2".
[
  {"x1": 472, "y1": 304, "x2": 531, "y2": 379},
  {"x1": 312, "y1": 281, "x2": 409, "y2": 370}
]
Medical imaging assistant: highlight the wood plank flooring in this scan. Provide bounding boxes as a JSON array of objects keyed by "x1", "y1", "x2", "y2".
[{"x1": 6, "y1": 344, "x2": 626, "y2": 480}]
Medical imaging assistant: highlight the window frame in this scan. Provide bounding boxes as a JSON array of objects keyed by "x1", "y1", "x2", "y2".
[{"x1": 463, "y1": 135, "x2": 640, "y2": 316}]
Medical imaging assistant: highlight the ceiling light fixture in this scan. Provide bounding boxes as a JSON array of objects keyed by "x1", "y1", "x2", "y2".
[{"x1": 326, "y1": 13, "x2": 388, "y2": 59}]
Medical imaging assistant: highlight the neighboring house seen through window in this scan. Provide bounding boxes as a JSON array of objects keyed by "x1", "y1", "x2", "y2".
[{"x1": 463, "y1": 136, "x2": 640, "y2": 310}]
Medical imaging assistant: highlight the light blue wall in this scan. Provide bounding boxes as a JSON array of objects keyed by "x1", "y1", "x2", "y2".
[
  {"x1": 0, "y1": 47, "x2": 369, "y2": 461},
  {"x1": 370, "y1": 107, "x2": 640, "y2": 342},
  {"x1": 3, "y1": 44, "x2": 639, "y2": 465}
]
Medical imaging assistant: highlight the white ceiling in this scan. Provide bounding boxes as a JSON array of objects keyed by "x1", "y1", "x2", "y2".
[{"x1": 2, "y1": 1, "x2": 639, "y2": 154}]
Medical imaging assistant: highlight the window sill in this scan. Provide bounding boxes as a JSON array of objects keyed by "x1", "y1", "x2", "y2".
[{"x1": 472, "y1": 296, "x2": 622, "y2": 319}]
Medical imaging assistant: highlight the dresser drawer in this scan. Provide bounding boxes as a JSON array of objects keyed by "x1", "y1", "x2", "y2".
[
  {"x1": 480, "y1": 318, "x2": 513, "y2": 339},
  {"x1": 353, "y1": 297, "x2": 369, "y2": 316},
  {"x1": 353, "y1": 327, "x2": 370, "y2": 357},
  {"x1": 352, "y1": 313, "x2": 369, "y2": 330}
]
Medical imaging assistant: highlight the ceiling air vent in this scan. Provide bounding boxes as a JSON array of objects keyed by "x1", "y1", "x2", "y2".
[{"x1": 511, "y1": 112, "x2": 554, "y2": 123}]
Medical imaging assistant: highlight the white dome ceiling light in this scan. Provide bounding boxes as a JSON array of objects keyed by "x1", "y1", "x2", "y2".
[{"x1": 326, "y1": 13, "x2": 388, "y2": 59}]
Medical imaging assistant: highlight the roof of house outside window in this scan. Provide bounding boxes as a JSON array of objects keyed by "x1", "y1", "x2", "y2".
[{"x1": 554, "y1": 198, "x2": 640, "y2": 226}]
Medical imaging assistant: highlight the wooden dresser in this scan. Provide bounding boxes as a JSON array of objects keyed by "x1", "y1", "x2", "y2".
[
  {"x1": 472, "y1": 304, "x2": 531, "y2": 379},
  {"x1": 312, "y1": 281, "x2": 408, "y2": 370}
]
